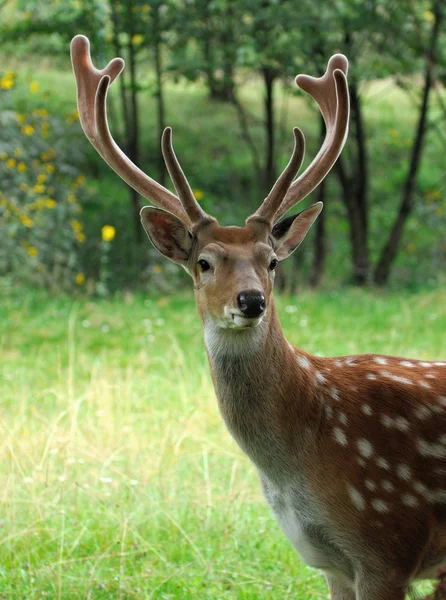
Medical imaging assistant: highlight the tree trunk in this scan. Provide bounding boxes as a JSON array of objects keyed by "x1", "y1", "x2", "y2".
[
  {"x1": 152, "y1": 3, "x2": 166, "y2": 186},
  {"x1": 336, "y1": 156, "x2": 369, "y2": 285},
  {"x1": 310, "y1": 114, "x2": 328, "y2": 288},
  {"x1": 262, "y1": 67, "x2": 276, "y2": 193},
  {"x1": 126, "y1": 1, "x2": 142, "y2": 242},
  {"x1": 373, "y1": 0, "x2": 443, "y2": 285}
]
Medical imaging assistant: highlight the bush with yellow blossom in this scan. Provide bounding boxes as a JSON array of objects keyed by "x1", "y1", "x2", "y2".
[{"x1": 0, "y1": 73, "x2": 90, "y2": 291}]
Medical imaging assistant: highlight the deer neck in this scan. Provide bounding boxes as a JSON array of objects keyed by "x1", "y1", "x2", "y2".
[{"x1": 203, "y1": 300, "x2": 322, "y2": 481}]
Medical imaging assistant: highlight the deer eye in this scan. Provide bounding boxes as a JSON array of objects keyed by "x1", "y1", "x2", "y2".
[
  {"x1": 269, "y1": 259, "x2": 278, "y2": 271},
  {"x1": 198, "y1": 259, "x2": 211, "y2": 272}
]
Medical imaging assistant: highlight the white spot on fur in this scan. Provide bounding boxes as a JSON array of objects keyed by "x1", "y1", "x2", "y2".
[
  {"x1": 330, "y1": 388, "x2": 340, "y2": 401},
  {"x1": 334, "y1": 360, "x2": 343, "y2": 367},
  {"x1": 371, "y1": 499, "x2": 390, "y2": 513},
  {"x1": 417, "y1": 438, "x2": 446, "y2": 459},
  {"x1": 440, "y1": 397, "x2": 446, "y2": 407},
  {"x1": 413, "y1": 481, "x2": 428, "y2": 496},
  {"x1": 374, "y1": 357, "x2": 388, "y2": 365},
  {"x1": 425, "y1": 374, "x2": 436, "y2": 379},
  {"x1": 361, "y1": 404, "x2": 373, "y2": 416},
  {"x1": 367, "y1": 373, "x2": 377, "y2": 380},
  {"x1": 365, "y1": 479, "x2": 376, "y2": 491},
  {"x1": 434, "y1": 362, "x2": 446, "y2": 367},
  {"x1": 394, "y1": 416, "x2": 410, "y2": 432},
  {"x1": 382, "y1": 480, "x2": 395, "y2": 492},
  {"x1": 419, "y1": 380, "x2": 431, "y2": 389},
  {"x1": 419, "y1": 362, "x2": 431, "y2": 368},
  {"x1": 414, "y1": 406, "x2": 431, "y2": 420},
  {"x1": 348, "y1": 486, "x2": 365, "y2": 511},
  {"x1": 338, "y1": 412, "x2": 348, "y2": 425},
  {"x1": 357, "y1": 439, "x2": 373, "y2": 458},
  {"x1": 396, "y1": 464, "x2": 412, "y2": 481},
  {"x1": 400, "y1": 361, "x2": 415, "y2": 368},
  {"x1": 376, "y1": 457, "x2": 391, "y2": 471},
  {"x1": 315, "y1": 371, "x2": 326, "y2": 385},
  {"x1": 391, "y1": 375, "x2": 413, "y2": 385},
  {"x1": 381, "y1": 414, "x2": 393, "y2": 428},
  {"x1": 333, "y1": 428, "x2": 348, "y2": 447},
  {"x1": 402, "y1": 493, "x2": 419, "y2": 508},
  {"x1": 324, "y1": 405, "x2": 333, "y2": 420},
  {"x1": 297, "y1": 355, "x2": 311, "y2": 370},
  {"x1": 357, "y1": 458, "x2": 366, "y2": 467}
]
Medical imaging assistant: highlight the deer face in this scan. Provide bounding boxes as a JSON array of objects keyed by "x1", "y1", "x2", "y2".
[{"x1": 140, "y1": 204, "x2": 322, "y2": 331}]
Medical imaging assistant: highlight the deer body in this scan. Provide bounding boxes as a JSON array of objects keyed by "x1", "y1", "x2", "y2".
[
  {"x1": 71, "y1": 35, "x2": 446, "y2": 598},
  {"x1": 206, "y1": 296, "x2": 446, "y2": 594}
]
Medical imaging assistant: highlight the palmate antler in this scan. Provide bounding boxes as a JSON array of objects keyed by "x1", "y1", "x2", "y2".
[
  {"x1": 71, "y1": 35, "x2": 349, "y2": 229},
  {"x1": 70, "y1": 35, "x2": 210, "y2": 228},
  {"x1": 250, "y1": 54, "x2": 350, "y2": 225}
]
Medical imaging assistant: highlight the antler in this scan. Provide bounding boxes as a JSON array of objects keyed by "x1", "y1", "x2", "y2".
[
  {"x1": 71, "y1": 35, "x2": 208, "y2": 227},
  {"x1": 252, "y1": 54, "x2": 350, "y2": 224}
]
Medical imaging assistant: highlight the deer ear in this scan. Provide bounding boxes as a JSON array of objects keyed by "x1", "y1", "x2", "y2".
[
  {"x1": 271, "y1": 202, "x2": 323, "y2": 260},
  {"x1": 140, "y1": 206, "x2": 194, "y2": 266}
]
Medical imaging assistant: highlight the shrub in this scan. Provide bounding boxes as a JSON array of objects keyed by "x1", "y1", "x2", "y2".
[{"x1": 0, "y1": 71, "x2": 90, "y2": 292}]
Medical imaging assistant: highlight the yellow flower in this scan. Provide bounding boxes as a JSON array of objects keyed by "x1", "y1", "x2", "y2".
[
  {"x1": 19, "y1": 183, "x2": 28, "y2": 192},
  {"x1": 37, "y1": 173, "x2": 46, "y2": 184},
  {"x1": 1, "y1": 77, "x2": 14, "y2": 90},
  {"x1": 68, "y1": 193, "x2": 76, "y2": 203},
  {"x1": 75, "y1": 175, "x2": 86, "y2": 185},
  {"x1": 101, "y1": 224, "x2": 116, "y2": 242},
  {"x1": 45, "y1": 163, "x2": 55, "y2": 174},
  {"x1": 76, "y1": 232, "x2": 86, "y2": 243},
  {"x1": 32, "y1": 184, "x2": 45, "y2": 194},
  {"x1": 424, "y1": 10, "x2": 434, "y2": 22},
  {"x1": 71, "y1": 219, "x2": 83, "y2": 233},
  {"x1": 131, "y1": 34, "x2": 144, "y2": 46},
  {"x1": 16, "y1": 113, "x2": 26, "y2": 125},
  {"x1": 22, "y1": 124, "x2": 35, "y2": 136},
  {"x1": 142, "y1": 4, "x2": 150, "y2": 12},
  {"x1": 14, "y1": 148, "x2": 22, "y2": 158},
  {"x1": 193, "y1": 189, "x2": 204, "y2": 201},
  {"x1": 75, "y1": 272, "x2": 86, "y2": 285},
  {"x1": 27, "y1": 246, "x2": 38, "y2": 256},
  {"x1": 153, "y1": 265, "x2": 163, "y2": 274},
  {"x1": 45, "y1": 199, "x2": 56, "y2": 209},
  {"x1": 0, "y1": 152, "x2": 7, "y2": 160},
  {"x1": 17, "y1": 162, "x2": 27, "y2": 172},
  {"x1": 30, "y1": 81, "x2": 39, "y2": 94},
  {"x1": 20, "y1": 214, "x2": 33, "y2": 227},
  {"x1": 6, "y1": 158, "x2": 16, "y2": 168}
]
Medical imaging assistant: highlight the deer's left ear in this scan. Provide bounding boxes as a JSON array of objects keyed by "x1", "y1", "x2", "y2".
[
  {"x1": 140, "y1": 206, "x2": 194, "y2": 266},
  {"x1": 271, "y1": 202, "x2": 323, "y2": 260}
]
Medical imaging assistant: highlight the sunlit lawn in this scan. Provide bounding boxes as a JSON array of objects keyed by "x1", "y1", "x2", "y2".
[{"x1": 1, "y1": 285, "x2": 445, "y2": 598}]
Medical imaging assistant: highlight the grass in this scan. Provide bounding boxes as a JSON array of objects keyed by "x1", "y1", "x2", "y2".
[{"x1": 1, "y1": 285, "x2": 445, "y2": 598}]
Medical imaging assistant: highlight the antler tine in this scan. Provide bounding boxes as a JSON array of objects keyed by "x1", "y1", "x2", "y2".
[
  {"x1": 71, "y1": 35, "x2": 192, "y2": 225},
  {"x1": 161, "y1": 127, "x2": 211, "y2": 225},
  {"x1": 271, "y1": 54, "x2": 350, "y2": 223},
  {"x1": 248, "y1": 127, "x2": 305, "y2": 225}
]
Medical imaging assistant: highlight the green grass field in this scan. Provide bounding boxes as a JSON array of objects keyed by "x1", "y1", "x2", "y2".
[{"x1": 1, "y1": 285, "x2": 445, "y2": 598}]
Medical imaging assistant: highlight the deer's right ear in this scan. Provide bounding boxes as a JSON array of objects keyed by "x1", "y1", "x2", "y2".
[{"x1": 140, "y1": 206, "x2": 194, "y2": 266}]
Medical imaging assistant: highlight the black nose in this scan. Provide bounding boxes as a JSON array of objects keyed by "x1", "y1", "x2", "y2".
[{"x1": 237, "y1": 290, "x2": 266, "y2": 318}]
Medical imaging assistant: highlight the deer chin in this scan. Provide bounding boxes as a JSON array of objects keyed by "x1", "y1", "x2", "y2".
[{"x1": 230, "y1": 313, "x2": 264, "y2": 329}]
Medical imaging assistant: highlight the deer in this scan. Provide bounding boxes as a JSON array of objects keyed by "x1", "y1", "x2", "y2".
[{"x1": 71, "y1": 34, "x2": 446, "y2": 600}]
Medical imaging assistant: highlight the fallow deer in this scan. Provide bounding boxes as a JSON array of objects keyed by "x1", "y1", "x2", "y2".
[{"x1": 71, "y1": 34, "x2": 446, "y2": 600}]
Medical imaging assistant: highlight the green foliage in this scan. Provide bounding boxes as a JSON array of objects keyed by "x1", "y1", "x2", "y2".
[{"x1": 0, "y1": 72, "x2": 89, "y2": 291}]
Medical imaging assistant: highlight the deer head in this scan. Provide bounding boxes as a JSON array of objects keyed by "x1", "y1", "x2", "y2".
[{"x1": 71, "y1": 35, "x2": 349, "y2": 336}]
